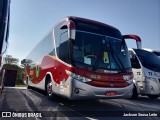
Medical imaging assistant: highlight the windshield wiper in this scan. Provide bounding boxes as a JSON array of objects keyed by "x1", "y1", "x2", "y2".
[
  {"x1": 92, "y1": 38, "x2": 127, "y2": 73},
  {"x1": 109, "y1": 40, "x2": 127, "y2": 73},
  {"x1": 73, "y1": 60, "x2": 93, "y2": 70},
  {"x1": 92, "y1": 40, "x2": 104, "y2": 71}
]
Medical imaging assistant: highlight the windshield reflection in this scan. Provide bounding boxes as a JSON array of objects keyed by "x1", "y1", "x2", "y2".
[
  {"x1": 134, "y1": 49, "x2": 160, "y2": 71},
  {"x1": 72, "y1": 30, "x2": 131, "y2": 72}
]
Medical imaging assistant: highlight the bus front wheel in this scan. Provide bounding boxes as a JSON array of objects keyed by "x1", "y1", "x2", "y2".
[
  {"x1": 45, "y1": 76, "x2": 53, "y2": 100},
  {"x1": 147, "y1": 95, "x2": 159, "y2": 99},
  {"x1": 130, "y1": 85, "x2": 138, "y2": 99}
]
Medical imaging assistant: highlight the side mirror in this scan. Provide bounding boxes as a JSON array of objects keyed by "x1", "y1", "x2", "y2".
[{"x1": 123, "y1": 34, "x2": 142, "y2": 49}]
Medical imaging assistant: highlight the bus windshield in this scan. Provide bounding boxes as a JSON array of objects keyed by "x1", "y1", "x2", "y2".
[
  {"x1": 72, "y1": 30, "x2": 131, "y2": 73},
  {"x1": 134, "y1": 49, "x2": 160, "y2": 72}
]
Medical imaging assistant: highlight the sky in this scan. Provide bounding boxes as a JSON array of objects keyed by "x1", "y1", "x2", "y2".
[{"x1": 8, "y1": 0, "x2": 160, "y2": 62}]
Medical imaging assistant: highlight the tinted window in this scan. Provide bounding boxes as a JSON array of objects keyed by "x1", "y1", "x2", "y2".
[
  {"x1": 153, "y1": 51, "x2": 160, "y2": 59},
  {"x1": 72, "y1": 31, "x2": 131, "y2": 71},
  {"x1": 54, "y1": 21, "x2": 66, "y2": 56},
  {"x1": 76, "y1": 22, "x2": 102, "y2": 34},
  {"x1": 109, "y1": 37, "x2": 131, "y2": 69},
  {"x1": 59, "y1": 31, "x2": 69, "y2": 63},
  {"x1": 129, "y1": 51, "x2": 141, "y2": 69},
  {"x1": 75, "y1": 21, "x2": 122, "y2": 39},
  {"x1": 0, "y1": 0, "x2": 4, "y2": 14},
  {"x1": 134, "y1": 49, "x2": 160, "y2": 72},
  {"x1": 72, "y1": 31, "x2": 103, "y2": 68}
]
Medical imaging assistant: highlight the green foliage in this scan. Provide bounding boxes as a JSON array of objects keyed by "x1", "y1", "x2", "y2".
[
  {"x1": 16, "y1": 70, "x2": 25, "y2": 85},
  {"x1": 2, "y1": 64, "x2": 21, "y2": 71},
  {"x1": 4, "y1": 55, "x2": 19, "y2": 65}
]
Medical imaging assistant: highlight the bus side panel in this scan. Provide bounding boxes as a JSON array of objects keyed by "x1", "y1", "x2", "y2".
[
  {"x1": 132, "y1": 68, "x2": 143, "y2": 94},
  {"x1": 25, "y1": 55, "x2": 73, "y2": 98},
  {"x1": 143, "y1": 67, "x2": 160, "y2": 95}
]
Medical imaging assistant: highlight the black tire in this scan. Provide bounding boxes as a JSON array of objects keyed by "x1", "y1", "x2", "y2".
[
  {"x1": 1, "y1": 70, "x2": 5, "y2": 92},
  {"x1": 148, "y1": 95, "x2": 159, "y2": 99},
  {"x1": 2, "y1": 84, "x2": 4, "y2": 90},
  {"x1": 130, "y1": 85, "x2": 138, "y2": 99},
  {"x1": 45, "y1": 76, "x2": 53, "y2": 100},
  {"x1": 27, "y1": 85, "x2": 31, "y2": 89},
  {"x1": 26, "y1": 78, "x2": 31, "y2": 89}
]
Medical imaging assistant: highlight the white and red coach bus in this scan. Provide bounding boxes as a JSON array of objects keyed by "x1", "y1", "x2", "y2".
[{"x1": 22, "y1": 16, "x2": 134, "y2": 99}]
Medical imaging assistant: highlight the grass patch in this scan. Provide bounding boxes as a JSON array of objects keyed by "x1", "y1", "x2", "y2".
[{"x1": 15, "y1": 84, "x2": 27, "y2": 87}]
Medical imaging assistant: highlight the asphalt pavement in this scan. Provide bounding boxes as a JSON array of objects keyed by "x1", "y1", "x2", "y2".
[{"x1": 0, "y1": 87, "x2": 160, "y2": 120}]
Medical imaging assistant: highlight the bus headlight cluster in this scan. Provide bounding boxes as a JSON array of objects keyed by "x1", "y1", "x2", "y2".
[
  {"x1": 123, "y1": 75, "x2": 133, "y2": 85},
  {"x1": 70, "y1": 73, "x2": 92, "y2": 83},
  {"x1": 126, "y1": 78, "x2": 133, "y2": 85}
]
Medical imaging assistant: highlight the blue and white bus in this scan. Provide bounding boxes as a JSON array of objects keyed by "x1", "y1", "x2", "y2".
[{"x1": 124, "y1": 35, "x2": 160, "y2": 99}]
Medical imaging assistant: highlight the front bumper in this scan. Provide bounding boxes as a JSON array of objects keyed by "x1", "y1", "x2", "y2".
[{"x1": 70, "y1": 79, "x2": 133, "y2": 100}]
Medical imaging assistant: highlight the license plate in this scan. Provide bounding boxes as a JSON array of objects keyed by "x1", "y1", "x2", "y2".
[{"x1": 106, "y1": 91, "x2": 117, "y2": 96}]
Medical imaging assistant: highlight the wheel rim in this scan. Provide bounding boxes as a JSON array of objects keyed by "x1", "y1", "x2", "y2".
[{"x1": 47, "y1": 82, "x2": 52, "y2": 96}]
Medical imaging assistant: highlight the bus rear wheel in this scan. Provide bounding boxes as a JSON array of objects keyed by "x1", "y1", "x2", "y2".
[{"x1": 147, "y1": 95, "x2": 159, "y2": 99}]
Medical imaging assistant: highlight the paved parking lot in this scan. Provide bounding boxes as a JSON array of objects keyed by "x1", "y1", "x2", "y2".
[{"x1": 0, "y1": 87, "x2": 160, "y2": 120}]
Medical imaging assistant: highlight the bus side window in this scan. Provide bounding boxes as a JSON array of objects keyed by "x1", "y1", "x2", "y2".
[
  {"x1": 129, "y1": 52, "x2": 141, "y2": 69},
  {"x1": 59, "y1": 31, "x2": 69, "y2": 63}
]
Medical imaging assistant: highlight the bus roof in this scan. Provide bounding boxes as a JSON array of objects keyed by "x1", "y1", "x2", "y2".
[
  {"x1": 62, "y1": 16, "x2": 120, "y2": 31},
  {"x1": 142, "y1": 48, "x2": 160, "y2": 52}
]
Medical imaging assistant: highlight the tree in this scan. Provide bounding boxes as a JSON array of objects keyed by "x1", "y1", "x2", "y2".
[
  {"x1": 2, "y1": 55, "x2": 25, "y2": 85},
  {"x1": 4, "y1": 55, "x2": 19, "y2": 65}
]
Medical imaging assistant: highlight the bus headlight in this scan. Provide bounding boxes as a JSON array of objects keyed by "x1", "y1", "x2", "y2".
[
  {"x1": 126, "y1": 79, "x2": 133, "y2": 85},
  {"x1": 123, "y1": 75, "x2": 133, "y2": 85},
  {"x1": 70, "y1": 73, "x2": 92, "y2": 83}
]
